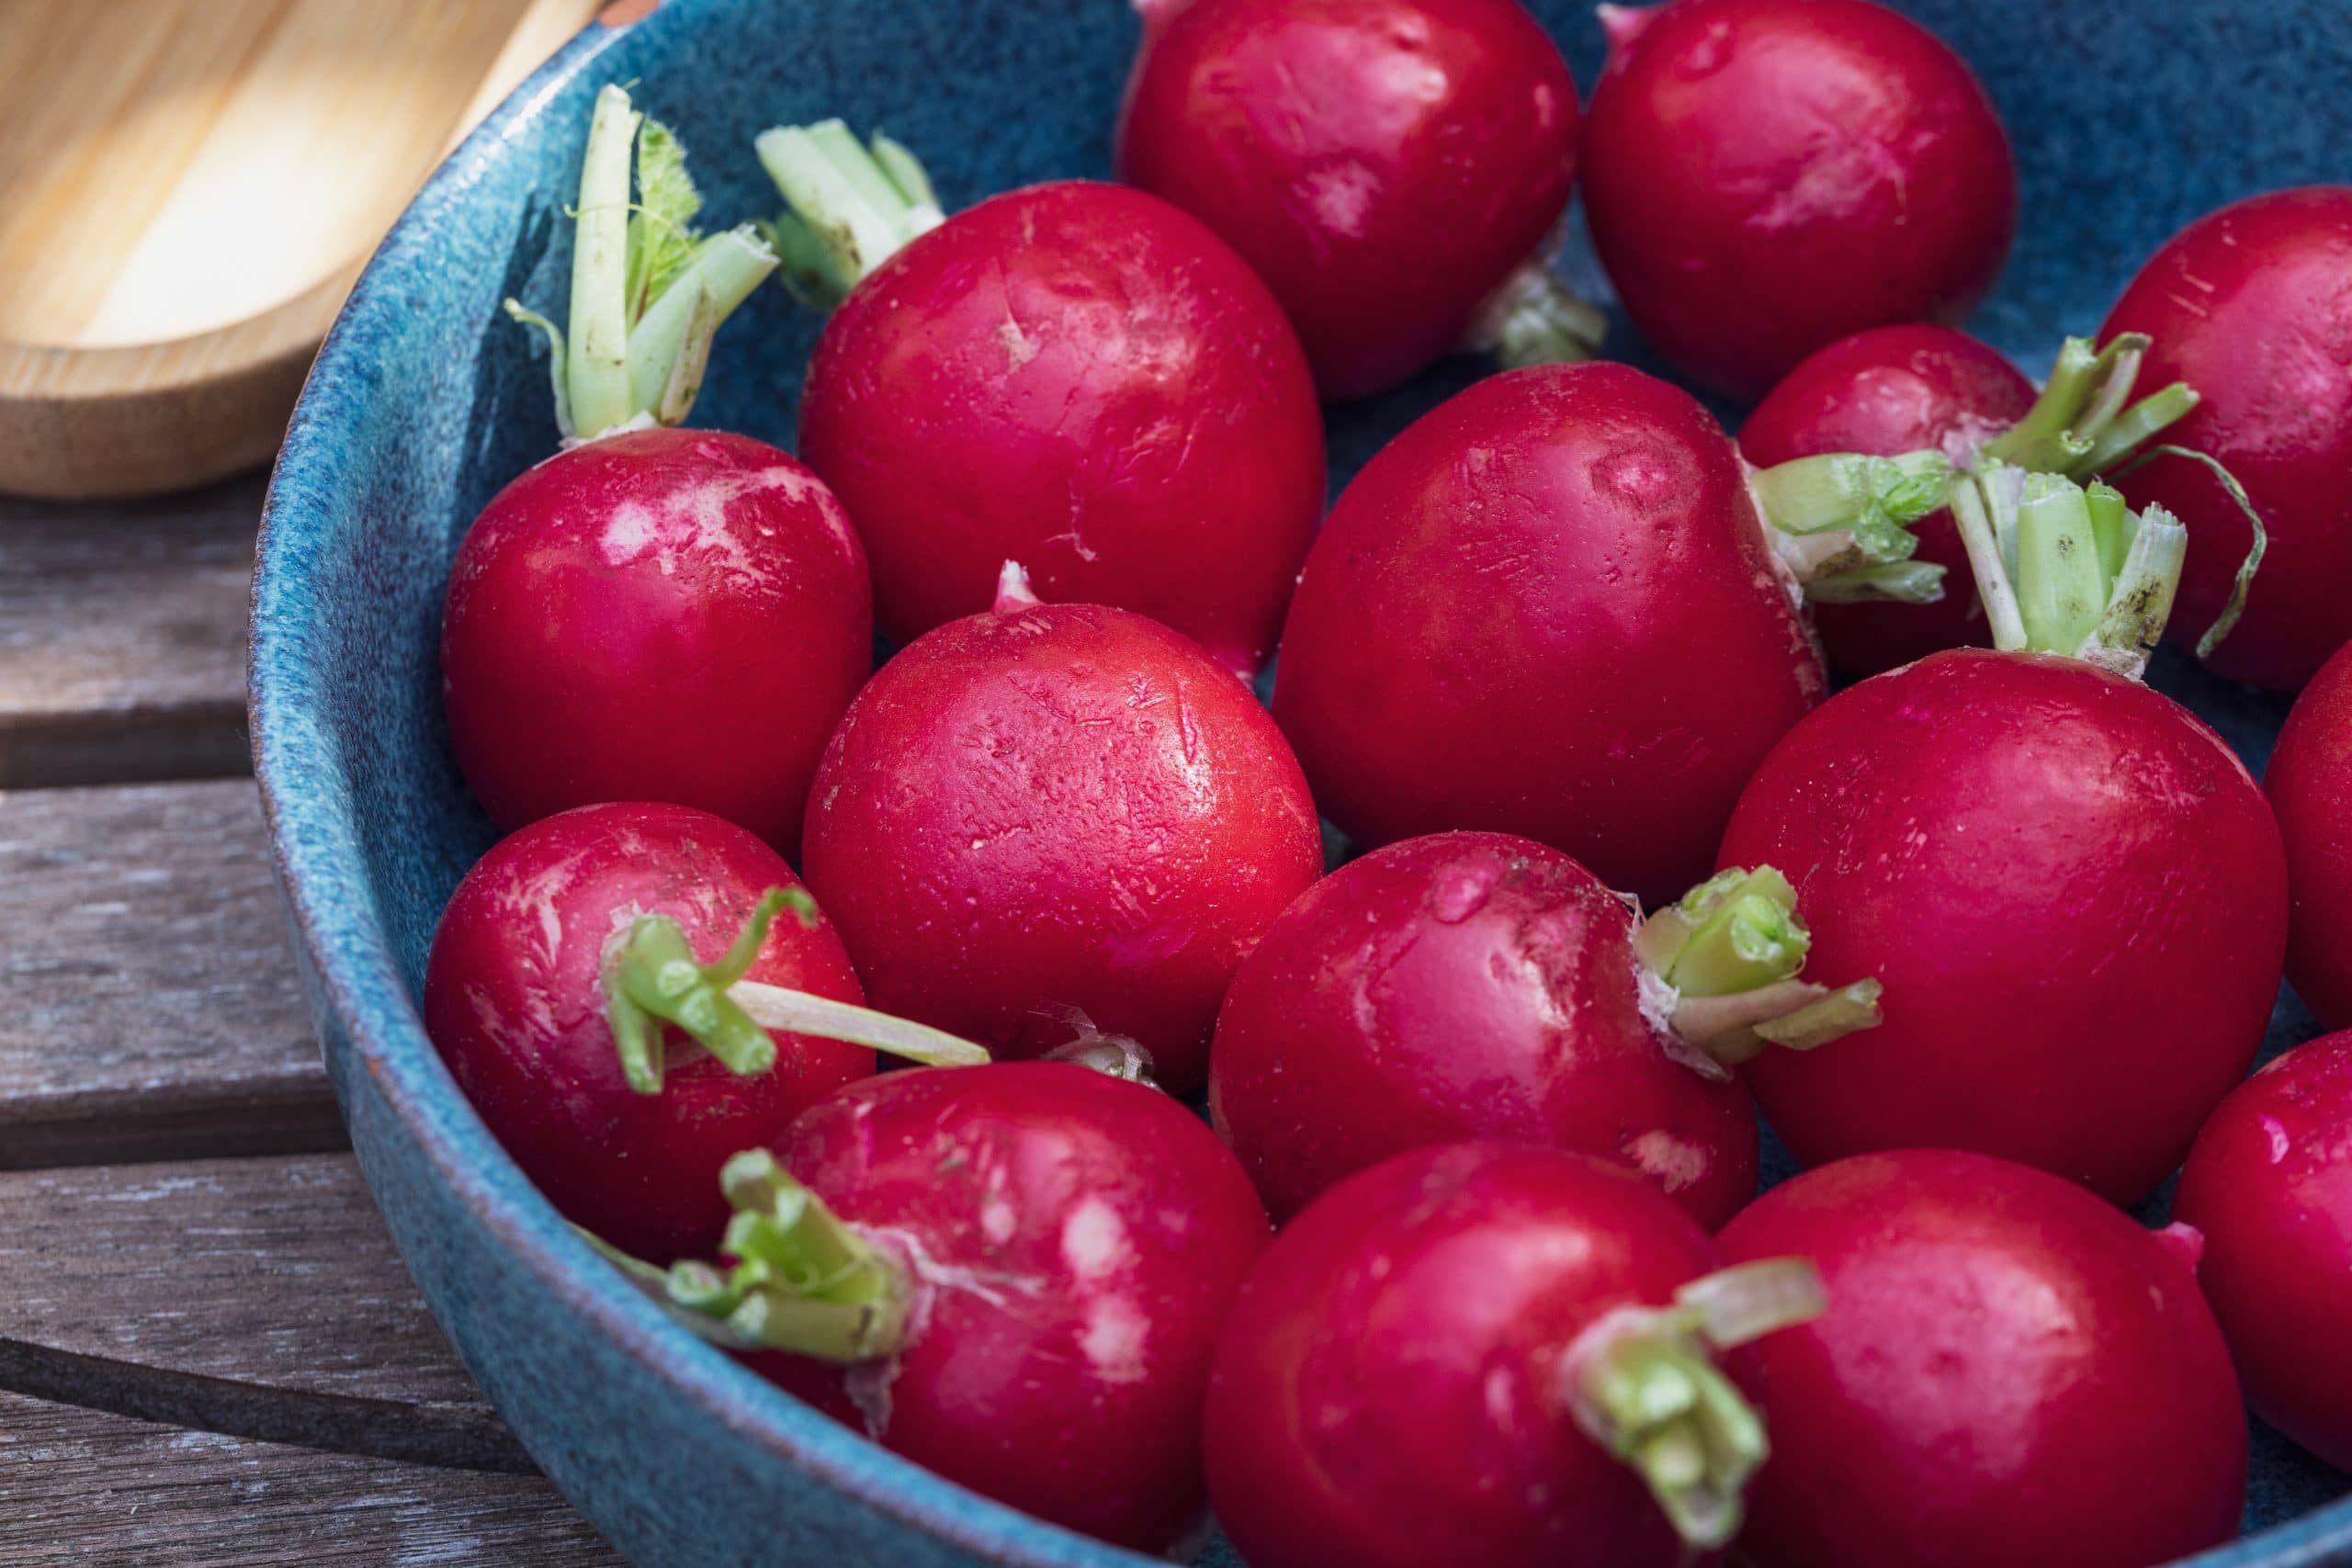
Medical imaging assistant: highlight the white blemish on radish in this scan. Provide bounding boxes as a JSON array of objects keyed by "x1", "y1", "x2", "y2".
[
  {"x1": 1483, "y1": 1365, "x2": 1518, "y2": 1427},
  {"x1": 1061, "y1": 1197, "x2": 1134, "y2": 1284},
  {"x1": 1080, "y1": 1295, "x2": 1149, "y2": 1383},
  {"x1": 2260, "y1": 1114, "x2": 2291, "y2": 1164},
  {"x1": 980, "y1": 1195, "x2": 1019, "y2": 1245},
  {"x1": 1622, "y1": 1129, "x2": 1708, "y2": 1192}
]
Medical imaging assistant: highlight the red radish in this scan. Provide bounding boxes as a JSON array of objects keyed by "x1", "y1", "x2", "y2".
[
  {"x1": 757, "y1": 126, "x2": 1324, "y2": 678},
  {"x1": 1739, "y1": 324, "x2": 2035, "y2": 674},
  {"x1": 2102, "y1": 186, "x2": 2352, "y2": 688},
  {"x1": 602, "y1": 1061, "x2": 1270, "y2": 1552},
  {"x1": 424, "y1": 802, "x2": 874, "y2": 1262},
  {"x1": 1717, "y1": 1150, "x2": 2246, "y2": 1568},
  {"x1": 1272, "y1": 360, "x2": 1962, "y2": 905},
  {"x1": 2267, "y1": 638, "x2": 2352, "y2": 1027},
  {"x1": 1204, "y1": 1143, "x2": 1826, "y2": 1568},
  {"x1": 1210, "y1": 831, "x2": 1883, "y2": 1225},
  {"x1": 1582, "y1": 0, "x2": 2017, "y2": 400},
  {"x1": 2176, "y1": 1032, "x2": 2352, "y2": 1472},
  {"x1": 440, "y1": 86, "x2": 866, "y2": 854},
  {"x1": 1116, "y1": 0, "x2": 1602, "y2": 400},
  {"x1": 443, "y1": 428, "x2": 870, "y2": 854},
  {"x1": 802, "y1": 569, "x2": 1323, "y2": 1093},
  {"x1": 1718, "y1": 454, "x2": 2286, "y2": 1201}
]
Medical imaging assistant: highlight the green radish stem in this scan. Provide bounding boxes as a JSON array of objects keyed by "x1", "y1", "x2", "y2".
[
  {"x1": 582, "y1": 1150, "x2": 911, "y2": 1362},
  {"x1": 1563, "y1": 1258, "x2": 1827, "y2": 1551},
  {"x1": 604, "y1": 886, "x2": 988, "y2": 1095},
  {"x1": 755, "y1": 119, "x2": 944, "y2": 309},
  {"x1": 2105, "y1": 445, "x2": 2271, "y2": 660},
  {"x1": 1980, "y1": 333, "x2": 2199, "y2": 479},
  {"x1": 504, "y1": 84, "x2": 777, "y2": 440},
  {"x1": 1747, "y1": 451, "x2": 1953, "y2": 604},
  {"x1": 1457, "y1": 251, "x2": 1608, "y2": 367},
  {"x1": 1632, "y1": 868, "x2": 1883, "y2": 1066},
  {"x1": 1947, "y1": 460, "x2": 2195, "y2": 679}
]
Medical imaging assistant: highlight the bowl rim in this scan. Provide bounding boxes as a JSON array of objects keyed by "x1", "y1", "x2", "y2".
[
  {"x1": 246, "y1": 6, "x2": 1158, "y2": 1564},
  {"x1": 246, "y1": 2, "x2": 2352, "y2": 1565}
]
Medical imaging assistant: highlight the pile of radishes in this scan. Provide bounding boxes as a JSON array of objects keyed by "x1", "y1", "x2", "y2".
[{"x1": 416, "y1": 2, "x2": 2352, "y2": 1560}]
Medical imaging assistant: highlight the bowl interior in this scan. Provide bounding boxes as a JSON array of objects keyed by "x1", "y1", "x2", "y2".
[{"x1": 254, "y1": 0, "x2": 2352, "y2": 1562}]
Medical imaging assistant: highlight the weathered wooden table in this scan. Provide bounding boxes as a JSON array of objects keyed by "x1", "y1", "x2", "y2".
[{"x1": 0, "y1": 475, "x2": 623, "y2": 1563}]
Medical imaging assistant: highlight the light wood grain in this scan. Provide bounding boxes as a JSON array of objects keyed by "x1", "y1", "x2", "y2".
[
  {"x1": 0, "y1": 0, "x2": 605, "y2": 500},
  {"x1": 0, "y1": 1391, "x2": 618, "y2": 1565},
  {"x1": 0, "y1": 778, "x2": 340, "y2": 1168},
  {"x1": 0, "y1": 473, "x2": 259, "y2": 787},
  {"x1": 0, "y1": 1154, "x2": 529, "y2": 1470}
]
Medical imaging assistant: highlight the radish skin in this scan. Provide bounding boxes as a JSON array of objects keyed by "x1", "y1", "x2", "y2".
[
  {"x1": 803, "y1": 588, "x2": 1323, "y2": 1092},
  {"x1": 1718, "y1": 1150, "x2": 2246, "y2": 1568},
  {"x1": 1117, "y1": 0, "x2": 1599, "y2": 399},
  {"x1": 2267, "y1": 638, "x2": 2352, "y2": 1028},
  {"x1": 423, "y1": 804, "x2": 871, "y2": 1262},
  {"x1": 1204, "y1": 1144, "x2": 1824, "y2": 1568},
  {"x1": 2101, "y1": 186, "x2": 2352, "y2": 688},
  {"x1": 2176, "y1": 1032, "x2": 2352, "y2": 1472},
  {"x1": 1583, "y1": 0, "x2": 2017, "y2": 400}
]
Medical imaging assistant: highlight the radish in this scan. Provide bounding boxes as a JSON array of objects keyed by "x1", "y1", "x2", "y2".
[
  {"x1": 442, "y1": 85, "x2": 867, "y2": 854},
  {"x1": 1717, "y1": 460, "x2": 2286, "y2": 1201},
  {"x1": 1716, "y1": 1150, "x2": 2245, "y2": 1568},
  {"x1": 1203, "y1": 1143, "x2": 1826, "y2": 1568},
  {"x1": 1739, "y1": 325, "x2": 2034, "y2": 674},
  {"x1": 1209, "y1": 830, "x2": 1882, "y2": 1225},
  {"x1": 596, "y1": 1061, "x2": 1270, "y2": 1552},
  {"x1": 1272, "y1": 360, "x2": 1959, "y2": 905},
  {"x1": 1116, "y1": 0, "x2": 1602, "y2": 400},
  {"x1": 2176, "y1": 1032, "x2": 2352, "y2": 1472},
  {"x1": 755, "y1": 126, "x2": 1324, "y2": 678},
  {"x1": 2101, "y1": 186, "x2": 2352, "y2": 688},
  {"x1": 424, "y1": 802, "x2": 982, "y2": 1262},
  {"x1": 801, "y1": 567, "x2": 1323, "y2": 1093},
  {"x1": 2266, "y1": 638, "x2": 2352, "y2": 1027},
  {"x1": 1582, "y1": 0, "x2": 2017, "y2": 400}
]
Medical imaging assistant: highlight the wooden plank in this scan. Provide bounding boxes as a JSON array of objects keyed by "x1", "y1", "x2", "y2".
[
  {"x1": 0, "y1": 474, "x2": 257, "y2": 787},
  {"x1": 0, "y1": 1152, "x2": 530, "y2": 1471},
  {"x1": 0, "y1": 1391, "x2": 618, "y2": 1566},
  {"x1": 0, "y1": 777, "x2": 342, "y2": 1168}
]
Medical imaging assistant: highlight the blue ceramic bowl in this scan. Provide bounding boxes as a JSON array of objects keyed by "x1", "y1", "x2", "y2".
[{"x1": 252, "y1": 0, "x2": 2352, "y2": 1562}]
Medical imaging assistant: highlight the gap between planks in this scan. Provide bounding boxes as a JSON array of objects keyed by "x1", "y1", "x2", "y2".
[{"x1": 0, "y1": 1152, "x2": 526, "y2": 1472}]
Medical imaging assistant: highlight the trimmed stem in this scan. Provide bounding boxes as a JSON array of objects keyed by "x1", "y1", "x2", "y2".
[
  {"x1": 605, "y1": 887, "x2": 991, "y2": 1093},
  {"x1": 756, "y1": 119, "x2": 944, "y2": 309},
  {"x1": 2015, "y1": 471, "x2": 2106, "y2": 657},
  {"x1": 566, "y1": 85, "x2": 640, "y2": 440},
  {"x1": 1948, "y1": 462, "x2": 2190, "y2": 680},
  {"x1": 1562, "y1": 1259, "x2": 1826, "y2": 1551},
  {"x1": 510, "y1": 85, "x2": 778, "y2": 439},
  {"x1": 1747, "y1": 451, "x2": 1951, "y2": 604},
  {"x1": 590, "y1": 1152, "x2": 912, "y2": 1362},
  {"x1": 1459, "y1": 254, "x2": 1606, "y2": 368},
  {"x1": 993, "y1": 559, "x2": 1041, "y2": 614},
  {"x1": 1634, "y1": 869, "x2": 1882, "y2": 1065},
  {"x1": 623, "y1": 227, "x2": 777, "y2": 424},
  {"x1": 1949, "y1": 475, "x2": 2030, "y2": 650},
  {"x1": 1980, "y1": 333, "x2": 2199, "y2": 479},
  {"x1": 730, "y1": 984, "x2": 989, "y2": 1068}
]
